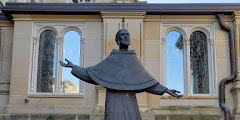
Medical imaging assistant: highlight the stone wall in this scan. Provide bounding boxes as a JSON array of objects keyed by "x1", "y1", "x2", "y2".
[
  {"x1": 0, "y1": 20, "x2": 13, "y2": 114},
  {"x1": 7, "y1": 15, "x2": 102, "y2": 115},
  {"x1": 0, "y1": 13, "x2": 235, "y2": 120}
]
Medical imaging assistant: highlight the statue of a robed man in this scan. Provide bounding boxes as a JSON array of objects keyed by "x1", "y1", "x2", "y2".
[{"x1": 60, "y1": 29, "x2": 182, "y2": 120}]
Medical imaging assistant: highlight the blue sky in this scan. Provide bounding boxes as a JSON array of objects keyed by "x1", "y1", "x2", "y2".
[
  {"x1": 165, "y1": 31, "x2": 184, "y2": 94},
  {"x1": 141, "y1": 0, "x2": 240, "y2": 3},
  {"x1": 62, "y1": 30, "x2": 81, "y2": 92}
]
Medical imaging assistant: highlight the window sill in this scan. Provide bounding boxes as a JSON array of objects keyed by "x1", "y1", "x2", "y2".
[
  {"x1": 28, "y1": 94, "x2": 84, "y2": 98},
  {"x1": 161, "y1": 96, "x2": 217, "y2": 99}
]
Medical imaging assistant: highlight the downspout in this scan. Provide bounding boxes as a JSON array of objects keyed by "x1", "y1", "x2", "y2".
[{"x1": 217, "y1": 14, "x2": 236, "y2": 120}]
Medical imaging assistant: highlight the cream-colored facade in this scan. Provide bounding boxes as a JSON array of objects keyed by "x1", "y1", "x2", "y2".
[{"x1": 0, "y1": 0, "x2": 240, "y2": 120}]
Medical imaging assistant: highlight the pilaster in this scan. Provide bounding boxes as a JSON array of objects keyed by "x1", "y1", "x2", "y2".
[
  {"x1": 101, "y1": 11, "x2": 147, "y2": 103},
  {"x1": 92, "y1": 12, "x2": 152, "y2": 118},
  {"x1": 101, "y1": 12, "x2": 146, "y2": 60},
  {"x1": 232, "y1": 11, "x2": 240, "y2": 119}
]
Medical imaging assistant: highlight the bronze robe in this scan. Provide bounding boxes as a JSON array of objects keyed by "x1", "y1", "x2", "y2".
[{"x1": 71, "y1": 49, "x2": 167, "y2": 120}]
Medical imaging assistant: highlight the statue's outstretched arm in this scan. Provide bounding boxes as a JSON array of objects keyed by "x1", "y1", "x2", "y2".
[
  {"x1": 145, "y1": 84, "x2": 183, "y2": 98},
  {"x1": 60, "y1": 59, "x2": 98, "y2": 85},
  {"x1": 145, "y1": 84, "x2": 167, "y2": 95}
]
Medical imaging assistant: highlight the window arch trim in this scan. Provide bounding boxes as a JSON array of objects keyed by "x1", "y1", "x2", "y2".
[
  {"x1": 187, "y1": 26, "x2": 211, "y2": 39},
  {"x1": 36, "y1": 25, "x2": 59, "y2": 37},
  {"x1": 29, "y1": 23, "x2": 86, "y2": 95},
  {"x1": 163, "y1": 26, "x2": 187, "y2": 38},
  {"x1": 160, "y1": 24, "x2": 216, "y2": 96},
  {"x1": 60, "y1": 26, "x2": 83, "y2": 37}
]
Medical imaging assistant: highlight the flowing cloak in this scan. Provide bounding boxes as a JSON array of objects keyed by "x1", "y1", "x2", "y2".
[{"x1": 85, "y1": 49, "x2": 159, "y2": 91}]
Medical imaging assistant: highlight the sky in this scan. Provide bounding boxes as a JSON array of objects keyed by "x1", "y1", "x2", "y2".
[
  {"x1": 141, "y1": 0, "x2": 240, "y2": 3},
  {"x1": 62, "y1": 30, "x2": 81, "y2": 93},
  {"x1": 165, "y1": 31, "x2": 184, "y2": 94}
]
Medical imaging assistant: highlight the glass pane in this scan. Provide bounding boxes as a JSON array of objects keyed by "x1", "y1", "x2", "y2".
[
  {"x1": 61, "y1": 30, "x2": 81, "y2": 94},
  {"x1": 190, "y1": 31, "x2": 209, "y2": 94},
  {"x1": 166, "y1": 31, "x2": 184, "y2": 94},
  {"x1": 37, "y1": 30, "x2": 57, "y2": 93}
]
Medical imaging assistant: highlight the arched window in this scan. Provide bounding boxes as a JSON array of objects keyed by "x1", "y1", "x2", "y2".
[
  {"x1": 190, "y1": 31, "x2": 209, "y2": 94},
  {"x1": 29, "y1": 24, "x2": 86, "y2": 95},
  {"x1": 161, "y1": 25, "x2": 215, "y2": 96},
  {"x1": 61, "y1": 30, "x2": 81, "y2": 94},
  {"x1": 165, "y1": 31, "x2": 184, "y2": 94},
  {"x1": 36, "y1": 30, "x2": 57, "y2": 93}
]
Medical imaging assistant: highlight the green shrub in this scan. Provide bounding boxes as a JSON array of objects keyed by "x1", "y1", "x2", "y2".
[{"x1": 46, "y1": 115, "x2": 55, "y2": 120}]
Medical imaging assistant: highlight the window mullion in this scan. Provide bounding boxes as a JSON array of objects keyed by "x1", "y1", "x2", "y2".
[
  {"x1": 33, "y1": 37, "x2": 40, "y2": 94},
  {"x1": 184, "y1": 37, "x2": 191, "y2": 96},
  {"x1": 209, "y1": 37, "x2": 215, "y2": 96},
  {"x1": 160, "y1": 37, "x2": 166, "y2": 86},
  {"x1": 31, "y1": 37, "x2": 38, "y2": 94},
  {"x1": 80, "y1": 37, "x2": 85, "y2": 95},
  {"x1": 212, "y1": 38, "x2": 217, "y2": 96},
  {"x1": 59, "y1": 37, "x2": 63, "y2": 95},
  {"x1": 55, "y1": 37, "x2": 63, "y2": 95}
]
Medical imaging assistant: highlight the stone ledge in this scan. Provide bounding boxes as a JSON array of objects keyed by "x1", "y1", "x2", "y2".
[
  {"x1": 0, "y1": 114, "x2": 89, "y2": 120},
  {"x1": 155, "y1": 115, "x2": 219, "y2": 120},
  {"x1": 161, "y1": 96, "x2": 217, "y2": 99},
  {"x1": 0, "y1": 113, "x2": 221, "y2": 120},
  {"x1": 27, "y1": 95, "x2": 84, "y2": 98}
]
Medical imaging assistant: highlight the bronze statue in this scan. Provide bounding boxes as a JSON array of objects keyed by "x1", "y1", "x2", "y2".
[{"x1": 60, "y1": 29, "x2": 182, "y2": 120}]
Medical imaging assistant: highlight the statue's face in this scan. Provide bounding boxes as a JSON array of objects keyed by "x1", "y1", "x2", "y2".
[{"x1": 118, "y1": 30, "x2": 130, "y2": 46}]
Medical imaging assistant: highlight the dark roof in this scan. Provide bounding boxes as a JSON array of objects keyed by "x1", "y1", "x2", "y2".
[
  {"x1": 1, "y1": 2, "x2": 240, "y2": 20},
  {"x1": 0, "y1": 13, "x2": 8, "y2": 20}
]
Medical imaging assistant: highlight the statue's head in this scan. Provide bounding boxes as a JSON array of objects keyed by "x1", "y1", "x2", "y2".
[{"x1": 115, "y1": 29, "x2": 130, "y2": 46}]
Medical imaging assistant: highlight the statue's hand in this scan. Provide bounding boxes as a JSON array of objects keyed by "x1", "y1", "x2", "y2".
[
  {"x1": 166, "y1": 89, "x2": 183, "y2": 98},
  {"x1": 60, "y1": 59, "x2": 74, "y2": 68}
]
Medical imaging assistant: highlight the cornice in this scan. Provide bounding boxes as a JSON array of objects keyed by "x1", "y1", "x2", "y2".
[
  {"x1": 233, "y1": 11, "x2": 240, "y2": 22},
  {"x1": 101, "y1": 12, "x2": 146, "y2": 19},
  {"x1": 12, "y1": 14, "x2": 102, "y2": 21},
  {"x1": 2, "y1": 3, "x2": 240, "y2": 20}
]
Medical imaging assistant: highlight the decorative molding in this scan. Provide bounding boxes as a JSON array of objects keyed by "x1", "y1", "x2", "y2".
[
  {"x1": 33, "y1": 22, "x2": 85, "y2": 37},
  {"x1": 185, "y1": 37, "x2": 190, "y2": 45},
  {"x1": 81, "y1": 38, "x2": 85, "y2": 45},
  {"x1": 101, "y1": 12, "x2": 146, "y2": 19},
  {"x1": 163, "y1": 25, "x2": 187, "y2": 38},
  {"x1": 0, "y1": 21, "x2": 14, "y2": 27},
  {"x1": 187, "y1": 26, "x2": 211, "y2": 38},
  {"x1": 234, "y1": 11, "x2": 240, "y2": 20},
  {"x1": 161, "y1": 38, "x2": 166, "y2": 45},
  {"x1": 230, "y1": 85, "x2": 240, "y2": 95},
  {"x1": 57, "y1": 36, "x2": 62, "y2": 44},
  {"x1": 4, "y1": 3, "x2": 240, "y2": 17},
  {"x1": 209, "y1": 37, "x2": 214, "y2": 45},
  {"x1": 33, "y1": 37, "x2": 38, "y2": 44}
]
